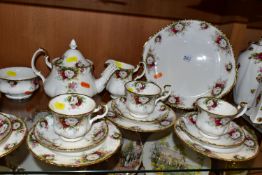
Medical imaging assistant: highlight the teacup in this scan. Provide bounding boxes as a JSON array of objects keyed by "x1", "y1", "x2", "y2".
[
  {"x1": 48, "y1": 93, "x2": 108, "y2": 141},
  {"x1": 0, "y1": 67, "x2": 39, "y2": 100},
  {"x1": 125, "y1": 81, "x2": 171, "y2": 118},
  {"x1": 195, "y1": 97, "x2": 247, "y2": 139},
  {"x1": 106, "y1": 60, "x2": 145, "y2": 99}
]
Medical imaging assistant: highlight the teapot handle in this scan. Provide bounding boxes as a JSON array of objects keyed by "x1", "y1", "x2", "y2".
[
  {"x1": 134, "y1": 62, "x2": 146, "y2": 80},
  {"x1": 89, "y1": 105, "x2": 108, "y2": 125},
  {"x1": 31, "y1": 48, "x2": 51, "y2": 82},
  {"x1": 235, "y1": 102, "x2": 248, "y2": 118}
]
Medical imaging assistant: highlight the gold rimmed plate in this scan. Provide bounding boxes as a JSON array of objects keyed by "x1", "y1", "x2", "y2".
[{"x1": 27, "y1": 120, "x2": 121, "y2": 167}]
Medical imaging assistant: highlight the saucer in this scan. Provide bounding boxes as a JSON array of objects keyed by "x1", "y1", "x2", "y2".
[
  {"x1": 0, "y1": 113, "x2": 12, "y2": 143},
  {"x1": 142, "y1": 130, "x2": 211, "y2": 175},
  {"x1": 0, "y1": 113, "x2": 27, "y2": 158},
  {"x1": 115, "y1": 97, "x2": 170, "y2": 122},
  {"x1": 27, "y1": 120, "x2": 121, "y2": 167},
  {"x1": 181, "y1": 112, "x2": 245, "y2": 148},
  {"x1": 107, "y1": 99, "x2": 176, "y2": 132},
  {"x1": 34, "y1": 114, "x2": 108, "y2": 152},
  {"x1": 175, "y1": 117, "x2": 259, "y2": 161}
]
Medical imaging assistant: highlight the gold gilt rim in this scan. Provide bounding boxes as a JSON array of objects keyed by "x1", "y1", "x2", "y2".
[
  {"x1": 180, "y1": 112, "x2": 245, "y2": 148},
  {"x1": 0, "y1": 113, "x2": 27, "y2": 159},
  {"x1": 27, "y1": 120, "x2": 122, "y2": 168},
  {"x1": 0, "y1": 114, "x2": 13, "y2": 144},
  {"x1": 174, "y1": 118, "x2": 259, "y2": 162},
  {"x1": 141, "y1": 19, "x2": 237, "y2": 110},
  {"x1": 109, "y1": 101, "x2": 176, "y2": 133},
  {"x1": 34, "y1": 119, "x2": 109, "y2": 152}
]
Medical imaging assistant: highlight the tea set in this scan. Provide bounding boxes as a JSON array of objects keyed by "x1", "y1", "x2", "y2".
[{"x1": 0, "y1": 19, "x2": 260, "y2": 170}]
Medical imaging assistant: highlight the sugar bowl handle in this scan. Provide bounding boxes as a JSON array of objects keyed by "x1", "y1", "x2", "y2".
[
  {"x1": 235, "y1": 102, "x2": 248, "y2": 118},
  {"x1": 31, "y1": 48, "x2": 51, "y2": 82},
  {"x1": 155, "y1": 85, "x2": 172, "y2": 105},
  {"x1": 89, "y1": 105, "x2": 108, "y2": 125}
]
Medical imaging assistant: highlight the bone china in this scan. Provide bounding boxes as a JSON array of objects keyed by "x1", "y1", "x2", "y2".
[
  {"x1": 31, "y1": 39, "x2": 118, "y2": 97},
  {"x1": 234, "y1": 37, "x2": 262, "y2": 124},
  {"x1": 195, "y1": 97, "x2": 247, "y2": 139},
  {"x1": 106, "y1": 60, "x2": 145, "y2": 99},
  {"x1": 143, "y1": 20, "x2": 236, "y2": 109},
  {"x1": 0, "y1": 67, "x2": 39, "y2": 100},
  {"x1": 48, "y1": 93, "x2": 108, "y2": 141},
  {"x1": 125, "y1": 81, "x2": 171, "y2": 118}
]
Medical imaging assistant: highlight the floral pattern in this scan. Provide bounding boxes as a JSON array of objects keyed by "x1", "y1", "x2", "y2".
[
  {"x1": 200, "y1": 22, "x2": 209, "y2": 30},
  {"x1": 154, "y1": 35, "x2": 162, "y2": 43},
  {"x1": 4, "y1": 143, "x2": 16, "y2": 151},
  {"x1": 188, "y1": 113, "x2": 197, "y2": 124},
  {"x1": 66, "y1": 95, "x2": 84, "y2": 108},
  {"x1": 134, "y1": 95, "x2": 150, "y2": 105},
  {"x1": 212, "y1": 116, "x2": 230, "y2": 127},
  {"x1": 59, "y1": 117, "x2": 80, "y2": 128},
  {"x1": 114, "y1": 70, "x2": 131, "y2": 79},
  {"x1": 256, "y1": 67, "x2": 262, "y2": 83},
  {"x1": 214, "y1": 33, "x2": 231, "y2": 54},
  {"x1": 211, "y1": 79, "x2": 226, "y2": 96},
  {"x1": 145, "y1": 49, "x2": 156, "y2": 70},
  {"x1": 12, "y1": 120, "x2": 22, "y2": 131},
  {"x1": 167, "y1": 95, "x2": 184, "y2": 106},
  {"x1": 249, "y1": 52, "x2": 262, "y2": 63},
  {"x1": 66, "y1": 82, "x2": 78, "y2": 92},
  {"x1": 7, "y1": 80, "x2": 17, "y2": 87},
  {"x1": 244, "y1": 138, "x2": 256, "y2": 149},
  {"x1": 168, "y1": 21, "x2": 190, "y2": 35},
  {"x1": 204, "y1": 98, "x2": 218, "y2": 110},
  {"x1": 58, "y1": 67, "x2": 78, "y2": 80},
  {"x1": 133, "y1": 81, "x2": 146, "y2": 92},
  {"x1": 0, "y1": 119, "x2": 9, "y2": 135},
  {"x1": 225, "y1": 62, "x2": 233, "y2": 72},
  {"x1": 228, "y1": 129, "x2": 242, "y2": 140}
]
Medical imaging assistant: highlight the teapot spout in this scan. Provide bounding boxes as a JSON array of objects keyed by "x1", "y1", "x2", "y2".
[{"x1": 95, "y1": 61, "x2": 118, "y2": 93}]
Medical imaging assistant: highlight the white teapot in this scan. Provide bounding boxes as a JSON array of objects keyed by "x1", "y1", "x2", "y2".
[{"x1": 31, "y1": 39, "x2": 118, "y2": 97}]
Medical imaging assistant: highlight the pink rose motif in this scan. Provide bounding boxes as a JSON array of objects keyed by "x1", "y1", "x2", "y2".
[
  {"x1": 171, "y1": 23, "x2": 184, "y2": 33},
  {"x1": 211, "y1": 81, "x2": 225, "y2": 96},
  {"x1": 216, "y1": 36, "x2": 228, "y2": 49},
  {"x1": 168, "y1": 95, "x2": 181, "y2": 105},
  {"x1": 200, "y1": 22, "x2": 208, "y2": 30},
  {"x1": 244, "y1": 138, "x2": 255, "y2": 148},
  {"x1": 115, "y1": 70, "x2": 128, "y2": 79},
  {"x1": 189, "y1": 114, "x2": 197, "y2": 124},
  {"x1": 228, "y1": 130, "x2": 241, "y2": 140},
  {"x1": 135, "y1": 96, "x2": 149, "y2": 104}
]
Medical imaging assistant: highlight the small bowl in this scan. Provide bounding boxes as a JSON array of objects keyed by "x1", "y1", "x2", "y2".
[{"x1": 0, "y1": 67, "x2": 39, "y2": 100}]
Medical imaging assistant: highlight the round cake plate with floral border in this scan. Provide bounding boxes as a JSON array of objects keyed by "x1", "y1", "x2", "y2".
[
  {"x1": 107, "y1": 99, "x2": 176, "y2": 132},
  {"x1": 0, "y1": 113, "x2": 12, "y2": 143},
  {"x1": 143, "y1": 19, "x2": 236, "y2": 109},
  {"x1": 142, "y1": 130, "x2": 211, "y2": 175},
  {"x1": 108, "y1": 130, "x2": 143, "y2": 175},
  {"x1": 180, "y1": 112, "x2": 245, "y2": 148},
  {"x1": 115, "y1": 97, "x2": 170, "y2": 122},
  {"x1": 175, "y1": 117, "x2": 259, "y2": 161},
  {"x1": 34, "y1": 114, "x2": 108, "y2": 152},
  {"x1": 27, "y1": 120, "x2": 122, "y2": 167},
  {"x1": 0, "y1": 113, "x2": 27, "y2": 158}
]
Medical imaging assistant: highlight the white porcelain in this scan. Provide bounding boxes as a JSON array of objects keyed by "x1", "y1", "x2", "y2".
[
  {"x1": 246, "y1": 83, "x2": 262, "y2": 124},
  {"x1": 106, "y1": 61, "x2": 145, "y2": 98},
  {"x1": 31, "y1": 39, "x2": 118, "y2": 97},
  {"x1": 143, "y1": 20, "x2": 236, "y2": 109},
  {"x1": 115, "y1": 96, "x2": 170, "y2": 122},
  {"x1": 175, "y1": 117, "x2": 259, "y2": 161},
  {"x1": 125, "y1": 81, "x2": 171, "y2": 118},
  {"x1": 181, "y1": 112, "x2": 245, "y2": 148},
  {"x1": 195, "y1": 97, "x2": 247, "y2": 139},
  {"x1": 142, "y1": 130, "x2": 211, "y2": 175},
  {"x1": 48, "y1": 93, "x2": 108, "y2": 141},
  {"x1": 234, "y1": 38, "x2": 262, "y2": 107},
  {"x1": 34, "y1": 114, "x2": 108, "y2": 152},
  {"x1": 0, "y1": 67, "x2": 39, "y2": 99},
  {"x1": 0, "y1": 113, "x2": 27, "y2": 158},
  {"x1": 27, "y1": 120, "x2": 121, "y2": 167},
  {"x1": 0, "y1": 114, "x2": 12, "y2": 143},
  {"x1": 107, "y1": 99, "x2": 176, "y2": 132}
]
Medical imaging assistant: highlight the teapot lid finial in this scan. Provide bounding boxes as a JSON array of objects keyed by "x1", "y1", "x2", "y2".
[{"x1": 70, "y1": 39, "x2": 77, "y2": 49}]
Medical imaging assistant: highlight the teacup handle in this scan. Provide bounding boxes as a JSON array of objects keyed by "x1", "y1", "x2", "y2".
[
  {"x1": 155, "y1": 85, "x2": 172, "y2": 105},
  {"x1": 134, "y1": 62, "x2": 146, "y2": 80},
  {"x1": 31, "y1": 48, "x2": 52, "y2": 82},
  {"x1": 89, "y1": 105, "x2": 108, "y2": 125},
  {"x1": 234, "y1": 102, "x2": 248, "y2": 119}
]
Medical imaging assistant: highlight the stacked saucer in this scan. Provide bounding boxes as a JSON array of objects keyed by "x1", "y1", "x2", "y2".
[
  {"x1": 0, "y1": 113, "x2": 27, "y2": 158},
  {"x1": 106, "y1": 97, "x2": 176, "y2": 132},
  {"x1": 175, "y1": 112, "x2": 259, "y2": 161},
  {"x1": 27, "y1": 114, "x2": 121, "y2": 167},
  {"x1": 27, "y1": 94, "x2": 122, "y2": 167}
]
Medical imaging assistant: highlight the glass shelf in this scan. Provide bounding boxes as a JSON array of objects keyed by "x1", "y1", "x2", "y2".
[{"x1": 0, "y1": 88, "x2": 261, "y2": 174}]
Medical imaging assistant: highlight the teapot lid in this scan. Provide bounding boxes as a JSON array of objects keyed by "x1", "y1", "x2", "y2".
[{"x1": 56, "y1": 39, "x2": 91, "y2": 67}]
